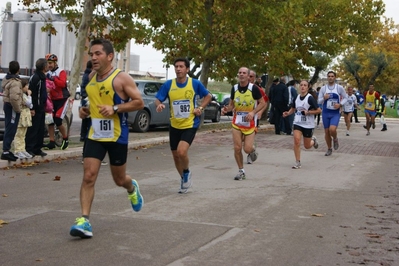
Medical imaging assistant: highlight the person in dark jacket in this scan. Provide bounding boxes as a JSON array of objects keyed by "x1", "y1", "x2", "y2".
[
  {"x1": 1, "y1": 61, "x2": 23, "y2": 161},
  {"x1": 25, "y1": 58, "x2": 48, "y2": 157},
  {"x1": 79, "y1": 60, "x2": 92, "y2": 142},
  {"x1": 269, "y1": 77, "x2": 291, "y2": 135}
]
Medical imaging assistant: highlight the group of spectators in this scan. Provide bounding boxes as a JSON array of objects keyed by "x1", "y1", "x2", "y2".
[{"x1": 1, "y1": 54, "x2": 70, "y2": 161}]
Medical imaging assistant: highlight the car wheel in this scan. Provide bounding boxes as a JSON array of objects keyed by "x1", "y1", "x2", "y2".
[
  {"x1": 132, "y1": 110, "x2": 150, "y2": 132},
  {"x1": 75, "y1": 93, "x2": 81, "y2": 100},
  {"x1": 212, "y1": 109, "x2": 221, "y2": 123}
]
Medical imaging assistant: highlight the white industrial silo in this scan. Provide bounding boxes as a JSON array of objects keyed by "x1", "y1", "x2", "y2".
[
  {"x1": 17, "y1": 21, "x2": 35, "y2": 73},
  {"x1": 1, "y1": 21, "x2": 19, "y2": 70},
  {"x1": 33, "y1": 21, "x2": 50, "y2": 62},
  {"x1": 50, "y1": 21, "x2": 68, "y2": 71},
  {"x1": 13, "y1": 10, "x2": 31, "y2": 21},
  {"x1": 130, "y1": 54, "x2": 140, "y2": 71}
]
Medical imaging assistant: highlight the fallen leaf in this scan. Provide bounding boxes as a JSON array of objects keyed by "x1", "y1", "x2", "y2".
[
  {"x1": 36, "y1": 258, "x2": 43, "y2": 261},
  {"x1": 365, "y1": 233, "x2": 381, "y2": 238},
  {"x1": 0, "y1": 220, "x2": 9, "y2": 225},
  {"x1": 53, "y1": 176, "x2": 61, "y2": 181},
  {"x1": 254, "y1": 229, "x2": 261, "y2": 232},
  {"x1": 311, "y1": 213, "x2": 324, "y2": 217},
  {"x1": 2, "y1": 194, "x2": 8, "y2": 197},
  {"x1": 40, "y1": 172, "x2": 49, "y2": 174},
  {"x1": 348, "y1": 250, "x2": 361, "y2": 256},
  {"x1": 26, "y1": 172, "x2": 32, "y2": 176}
]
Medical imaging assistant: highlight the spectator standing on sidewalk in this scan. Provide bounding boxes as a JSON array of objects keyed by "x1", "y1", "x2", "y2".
[
  {"x1": 13, "y1": 79, "x2": 33, "y2": 159},
  {"x1": 317, "y1": 71, "x2": 348, "y2": 156},
  {"x1": 70, "y1": 39, "x2": 144, "y2": 238},
  {"x1": 79, "y1": 60, "x2": 92, "y2": 142},
  {"x1": 221, "y1": 67, "x2": 266, "y2": 180},
  {"x1": 269, "y1": 76, "x2": 291, "y2": 135},
  {"x1": 351, "y1": 88, "x2": 361, "y2": 123},
  {"x1": 1, "y1": 61, "x2": 23, "y2": 161},
  {"x1": 43, "y1": 54, "x2": 70, "y2": 150},
  {"x1": 155, "y1": 57, "x2": 212, "y2": 193},
  {"x1": 25, "y1": 58, "x2": 48, "y2": 158},
  {"x1": 283, "y1": 80, "x2": 321, "y2": 169}
]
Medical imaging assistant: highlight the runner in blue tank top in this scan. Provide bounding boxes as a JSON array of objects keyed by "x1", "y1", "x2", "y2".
[{"x1": 317, "y1": 71, "x2": 348, "y2": 156}]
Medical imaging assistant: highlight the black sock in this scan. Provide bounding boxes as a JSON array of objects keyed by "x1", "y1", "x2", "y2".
[
  {"x1": 82, "y1": 215, "x2": 89, "y2": 220},
  {"x1": 183, "y1": 169, "x2": 189, "y2": 173}
]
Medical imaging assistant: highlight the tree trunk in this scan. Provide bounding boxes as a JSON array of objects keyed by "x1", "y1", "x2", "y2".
[{"x1": 68, "y1": 0, "x2": 95, "y2": 98}]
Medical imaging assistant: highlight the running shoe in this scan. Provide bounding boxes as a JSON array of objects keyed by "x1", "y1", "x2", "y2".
[
  {"x1": 312, "y1": 136, "x2": 318, "y2": 149},
  {"x1": 70, "y1": 217, "x2": 93, "y2": 238},
  {"x1": 22, "y1": 151, "x2": 33, "y2": 159},
  {"x1": 325, "y1": 149, "x2": 332, "y2": 156},
  {"x1": 346, "y1": 131, "x2": 350, "y2": 136},
  {"x1": 43, "y1": 141, "x2": 56, "y2": 150},
  {"x1": 101, "y1": 161, "x2": 108, "y2": 166},
  {"x1": 247, "y1": 154, "x2": 253, "y2": 164},
  {"x1": 61, "y1": 139, "x2": 69, "y2": 150},
  {"x1": 333, "y1": 138, "x2": 339, "y2": 150},
  {"x1": 128, "y1": 179, "x2": 143, "y2": 212},
  {"x1": 15, "y1": 151, "x2": 27, "y2": 159},
  {"x1": 178, "y1": 179, "x2": 188, "y2": 194},
  {"x1": 366, "y1": 131, "x2": 370, "y2": 136},
  {"x1": 363, "y1": 125, "x2": 367, "y2": 130},
  {"x1": 234, "y1": 170, "x2": 246, "y2": 181},
  {"x1": 292, "y1": 161, "x2": 301, "y2": 169},
  {"x1": 249, "y1": 148, "x2": 258, "y2": 163},
  {"x1": 182, "y1": 171, "x2": 192, "y2": 190},
  {"x1": 372, "y1": 123, "x2": 375, "y2": 129}
]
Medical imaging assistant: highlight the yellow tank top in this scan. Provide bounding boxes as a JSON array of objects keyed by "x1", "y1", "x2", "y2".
[
  {"x1": 86, "y1": 69, "x2": 129, "y2": 144},
  {"x1": 232, "y1": 84, "x2": 257, "y2": 132},
  {"x1": 365, "y1": 91, "x2": 377, "y2": 111},
  {"x1": 169, "y1": 78, "x2": 196, "y2": 129}
]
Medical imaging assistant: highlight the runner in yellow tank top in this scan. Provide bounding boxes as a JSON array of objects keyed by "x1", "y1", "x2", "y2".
[
  {"x1": 70, "y1": 39, "x2": 145, "y2": 239},
  {"x1": 86, "y1": 68, "x2": 127, "y2": 143},
  {"x1": 221, "y1": 67, "x2": 266, "y2": 181},
  {"x1": 155, "y1": 58, "x2": 212, "y2": 194},
  {"x1": 363, "y1": 84, "x2": 380, "y2": 135}
]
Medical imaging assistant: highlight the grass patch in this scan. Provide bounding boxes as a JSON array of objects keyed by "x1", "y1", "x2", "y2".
[{"x1": 357, "y1": 106, "x2": 398, "y2": 118}]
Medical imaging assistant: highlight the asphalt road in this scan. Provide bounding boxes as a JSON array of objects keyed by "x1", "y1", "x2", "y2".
[{"x1": 1, "y1": 115, "x2": 399, "y2": 265}]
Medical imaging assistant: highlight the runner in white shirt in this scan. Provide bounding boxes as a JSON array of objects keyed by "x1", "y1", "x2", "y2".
[
  {"x1": 283, "y1": 80, "x2": 321, "y2": 169},
  {"x1": 343, "y1": 86, "x2": 359, "y2": 136}
]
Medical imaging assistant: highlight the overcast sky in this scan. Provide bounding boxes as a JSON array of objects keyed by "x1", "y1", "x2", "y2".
[{"x1": 2, "y1": 0, "x2": 399, "y2": 78}]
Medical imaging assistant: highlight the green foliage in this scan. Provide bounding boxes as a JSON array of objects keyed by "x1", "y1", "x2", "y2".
[
  {"x1": 19, "y1": 0, "x2": 385, "y2": 87},
  {"x1": 336, "y1": 19, "x2": 399, "y2": 95}
]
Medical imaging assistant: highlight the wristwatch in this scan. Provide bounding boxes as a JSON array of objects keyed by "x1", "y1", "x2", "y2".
[
  {"x1": 113, "y1": 105, "x2": 119, "y2": 114},
  {"x1": 198, "y1": 106, "x2": 204, "y2": 111}
]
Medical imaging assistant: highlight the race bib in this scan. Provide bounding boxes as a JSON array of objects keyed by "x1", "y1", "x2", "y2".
[
  {"x1": 235, "y1": 111, "x2": 250, "y2": 127},
  {"x1": 326, "y1": 99, "x2": 338, "y2": 110},
  {"x1": 91, "y1": 118, "x2": 114, "y2": 139},
  {"x1": 294, "y1": 112, "x2": 307, "y2": 124},
  {"x1": 173, "y1": 100, "x2": 191, "y2": 118},
  {"x1": 366, "y1": 102, "x2": 373, "y2": 108}
]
